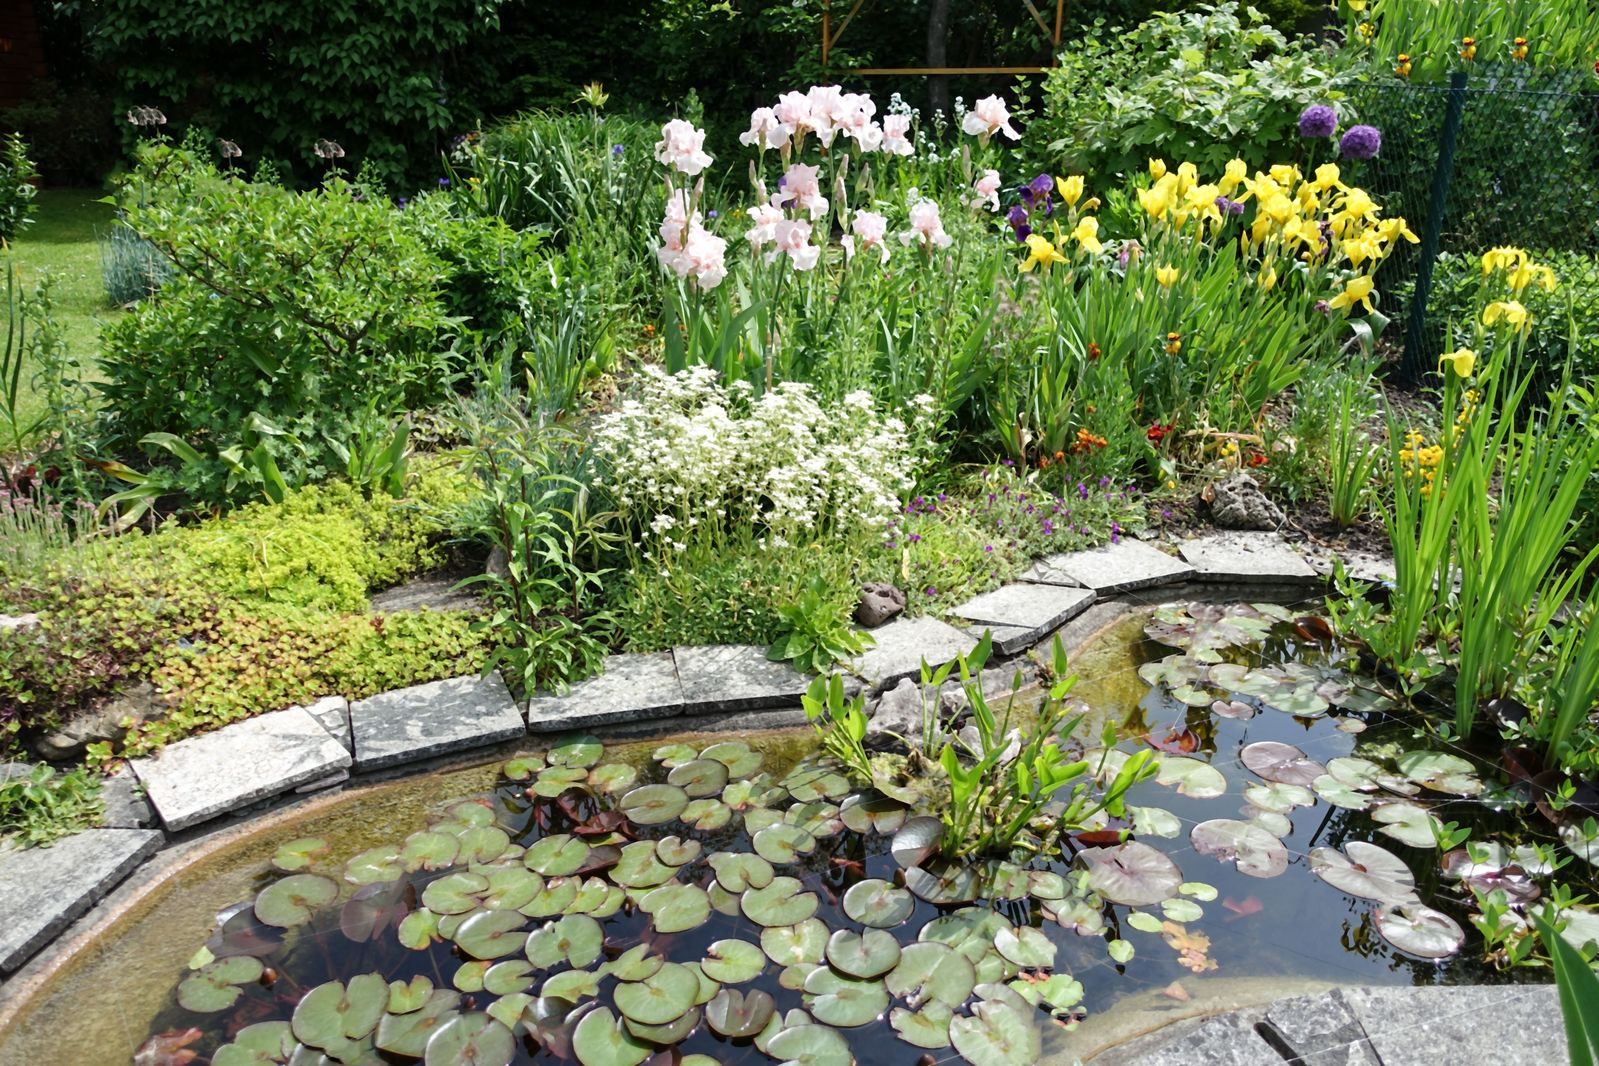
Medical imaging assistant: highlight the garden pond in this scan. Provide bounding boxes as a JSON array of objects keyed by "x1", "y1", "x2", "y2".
[{"x1": 1, "y1": 600, "x2": 1592, "y2": 1066}]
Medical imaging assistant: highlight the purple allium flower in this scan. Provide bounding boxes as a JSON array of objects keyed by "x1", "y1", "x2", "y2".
[
  {"x1": 1298, "y1": 104, "x2": 1339, "y2": 139},
  {"x1": 1338, "y1": 124, "x2": 1382, "y2": 160},
  {"x1": 1215, "y1": 195, "x2": 1245, "y2": 216},
  {"x1": 707, "y1": 209, "x2": 718, "y2": 219},
  {"x1": 611, "y1": 143, "x2": 625, "y2": 156},
  {"x1": 937, "y1": 493, "x2": 947, "y2": 502}
]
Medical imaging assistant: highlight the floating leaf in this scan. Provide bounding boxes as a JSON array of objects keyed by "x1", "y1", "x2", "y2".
[
  {"x1": 422, "y1": 872, "x2": 488, "y2": 916},
  {"x1": 885, "y1": 941, "x2": 976, "y2": 1007},
  {"x1": 389, "y1": 976, "x2": 434, "y2": 1014},
  {"x1": 1126, "y1": 911, "x2": 1165, "y2": 934},
  {"x1": 1129, "y1": 805, "x2": 1182, "y2": 838},
  {"x1": 1011, "y1": 973, "x2": 1084, "y2": 1014},
  {"x1": 640, "y1": 882, "x2": 711, "y2": 933},
  {"x1": 619, "y1": 784, "x2": 689, "y2": 826},
  {"x1": 292, "y1": 974, "x2": 388, "y2": 1048},
  {"x1": 343, "y1": 846, "x2": 404, "y2": 886},
  {"x1": 784, "y1": 767, "x2": 850, "y2": 802},
  {"x1": 1375, "y1": 901, "x2": 1465, "y2": 958},
  {"x1": 710, "y1": 851, "x2": 775, "y2": 893},
  {"x1": 604, "y1": 944, "x2": 665, "y2": 983},
  {"x1": 766, "y1": 1023, "x2": 852, "y2": 1066},
  {"x1": 891, "y1": 815, "x2": 945, "y2": 868},
  {"x1": 1211, "y1": 699, "x2": 1257, "y2": 720},
  {"x1": 255, "y1": 874, "x2": 338, "y2": 928},
  {"x1": 681, "y1": 798, "x2": 732, "y2": 831},
  {"x1": 526, "y1": 914, "x2": 604, "y2": 969},
  {"x1": 826, "y1": 928, "x2": 902, "y2": 978},
  {"x1": 1372, "y1": 801, "x2": 1443, "y2": 848},
  {"x1": 704, "y1": 988, "x2": 775, "y2": 1038},
  {"x1": 571, "y1": 1006, "x2": 650, "y2": 1066},
  {"x1": 839, "y1": 794, "x2": 909, "y2": 835},
  {"x1": 400, "y1": 831, "x2": 461, "y2": 872},
  {"x1": 548, "y1": 735, "x2": 603, "y2": 769},
  {"x1": 422, "y1": 1013, "x2": 516, "y2": 1066},
  {"x1": 624, "y1": 1006, "x2": 701, "y2": 1045},
  {"x1": 1240, "y1": 741, "x2": 1326, "y2": 787},
  {"x1": 1078, "y1": 841, "x2": 1184, "y2": 905},
  {"x1": 1244, "y1": 781, "x2": 1315, "y2": 814},
  {"x1": 754, "y1": 824, "x2": 817, "y2": 864},
  {"x1": 701, "y1": 939, "x2": 765, "y2": 984},
  {"x1": 611, "y1": 841, "x2": 677, "y2": 888},
  {"x1": 613, "y1": 962, "x2": 699, "y2": 1025},
  {"x1": 1310, "y1": 774, "x2": 1373, "y2": 810},
  {"x1": 890, "y1": 1002, "x2": 953, "y2": 1049},
  {"x1": 456, "y1": 826, "x2": 513, "y2": 865},
  {"x1": 841, "y1": 878, "x2": 914, "y2": 928},
  {"x1": 177, "y1": 956, "x2": 263, "y2": 1013},
  {"x1": 398, "y1": 907, "x2": 440, "y2": 950},
  {"x1": 526, "y1": 835, "x2": 591, "y2": 877},
  {"x1": 521, "y1": 876, "x2": 579, "y2": 917},
  {"x1": 742, "y1": 877, "x2": 819, "y2": 927},
  {"x1": 1107, "y1": 939, "x2": 1134, "y2": 963},
  {"x1": 543, "y1": 969, "x2": 602, "y2": 1002},
  {"x1": 1310, "y1": 842, "x2": 1418, "y2": 904},
  {"x1": 1155, "y1": 757, "x2": 1227, "y2": 799},
  {"x1": 993, "y1": 925, "x2": 1055, "y2": 969},
  {"x1": 1161, "y1": 898, "x2": 1203, "y2": 923},
  {"x1": 949, "y1": 999, "x2": 1041, "y2": 1066},
  {"x1": 531, "y1": 767, "x2": 588, "y2": 798},
  {"x1": 761, "y1": 920, "x2": 829, "y2": 966},
  {"x1": 271, "y1": 838, "x2": 331, "y2": 873},
  {"x1": 483, "y1": 960, "x2": 535, "y2": 996},
  {"x1": 500, "y1": 756, "x2": 544, "y2": 781},
  {"x1": 375, "y1": 989, "x2": 462, "y2": 1057},
  {"x1": 904, "y1": 861, "x2": 980, "y2": 905},
  {"x1": 668, "y1": 758, "x2": 730, "y2": 798},
  {"x1": 587, "y1": 763, "x2": 638, "y2": 795},
  {"x1": 802, "y1": 967, "x2": 889, "y2": 1027},
  {"x1": 453, "y1": 909, "x2": 528, "y2": 960},
  {"x1": 1396, "y1": 751, "x2": 1483, "y2": 796},
  {"x1": 654, "y1": 742, "x2": 698, "y2": 767},
  {"x1": 454, "y1": 960, "x2": 491, "y2": 994},
  {"x1": 1190, "y1": 819, "x2": 1288, "y2": 878},
  {"x1": 701, "y1": 740, "x2": 762, "y2": 777}
]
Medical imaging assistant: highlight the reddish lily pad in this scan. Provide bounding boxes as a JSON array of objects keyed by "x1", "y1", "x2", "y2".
[
  {"x1": 1078, "y1": 841, "x2": 1184, "y2": 905},
  {"x1": 1191, "y1": 819, "x2": 1288, "y2": 878},
  {"x1": 1240, "y1": 741, "x2": 1326, "y2": 786}
]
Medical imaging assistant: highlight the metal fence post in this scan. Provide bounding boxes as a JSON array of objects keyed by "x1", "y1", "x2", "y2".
[{"x1": 1402, "y1": 71, "x2": 1470, "y2": 381}]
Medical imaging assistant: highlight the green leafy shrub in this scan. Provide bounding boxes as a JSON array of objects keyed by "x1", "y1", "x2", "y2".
[
  {"x1": 1031, "y1": 3, "x2": 1358, "y2": 177},
  {"x1": 0, "y1": 765, "x2": 103, "y2": 848},
  {"x1": 0, "y1": 132, "x2": 39, "y2": 245}
]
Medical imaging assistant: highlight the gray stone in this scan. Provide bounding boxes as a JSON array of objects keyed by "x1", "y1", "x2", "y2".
[
  {"x1": 1179, "y1": 531, "x2": 1320, "y2": 585},
  {"x1": 950, "y1": 583, "x2": 1096, "y2": 653},
  {"x1": 486, "y1": 546, "x2": 509, "y2": 580},
  {"x1": 848, "y1": 615, "x2": 978, "y2": 689},
  {"x1": 674, "y1": 645, "x2": 813, "y2": 713},
  {"x1": 1339, "y1": 985, "x2": 1564, "y2": 1066},
  {"x1": 131, "y1": 706, "x2": 352, "y2": 831},
  {"x1": 0, "y1": 761, "x2": 39, "y2": 785},
  {"x1": 0, "y1": 828, "x2": 162, "y2": 972},
  {"x1": 527, "y1": 653, "x2": 684, "y2": 733},
  {"x1": 295, "y1": 770, "x2": 350, "y2": 794},
  {"x1": 33, "y1": 681, "x2": 166, "y2": 762},
  {"x1": 865, "y1": 678, "x2": 927, "y2": 745},
  {"x1": 962, "y1": 624, "x2": 1038, "y2": 656},
  {"x1": 854, "y1": 582, "x2": 906, "y2": 628},
  {"x1": 1044, "y1": 539, "x2": 1196, "y2": 594},
  {"x1": 1135, "y1": 1009, "x2": 1283, "y2": 1066},
  {"x1": 1262, "y1": 989, "x2": 1380, "y2": 1066},
  {"x1": 368, "y1": 574, "x2": 483, "y2": 614},
  {"x1": 1302, "y1": 546, "x2": 1397, "y2": 585},
  {"x1": 98, "y1": 766, "x2": 155, "y2": 829},
  {"x1": 1210, "y1": 472, "x2": 1287, "y2": 530},
  {"x1": 299, "y1": 695, "x2": 352, "y2": 754},
  {"x1": 0, "y1": 612, "x2": 39, "y2": 631},
  {"x1": 1016, "y1": 557, "x2": 1085, "y2": 587},
  {"x1": 352, "y1": 673, "x2": 524, "y2": 771}
]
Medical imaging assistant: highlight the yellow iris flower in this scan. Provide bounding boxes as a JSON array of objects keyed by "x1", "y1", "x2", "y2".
[
  {"x1": 1020, "y1": 234, "x2": 1068, "y2": 272},
  {"x1": 1507, "y1": 261, "x2": 1557, "y2": 293},
  {"x1": 1155, "y1": 264, "x2": 1180, "y2": 287},
  {"x1": 1328, "y1": 275, "x2": 1377, "y2": 314},
  {"x1": 1220, "y1": 158, "x2": 1249, "y2": 196},
  {"x1": 1376, "y1": 217, "x2": 1420, "y2": 245},
  {"x1": 1483, "y1": 299, "x2": 1530, "y2": 331},
  {"x1": 1311, "y1": 163, "x2": 1343, "y2": 192},
  {"x1": 1149, "y1": 158, "x2": 1168, "y2": 180},
  {"x1": 1071, "y1": 215, "x2": 1103, "y2": 254},
  {"x1": 1481, "y1": 246, "x2": 1529, "y2": 275},
  {"x1": 1057, "y1": 174, "x2": 1085, "y2": 207},
  {"x1": 1438, "y1": 347, "x2": 1477, "y2": 377}
]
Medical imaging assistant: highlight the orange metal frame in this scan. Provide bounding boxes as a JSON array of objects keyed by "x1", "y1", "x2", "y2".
[{"x1": 821, "y1": 0, "x2": 1067, "y2": 76}]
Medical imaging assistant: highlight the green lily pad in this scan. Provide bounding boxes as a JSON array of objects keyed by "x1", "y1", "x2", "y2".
[
  {"x1": 784, "y1": 767, "x2": 851, "y2": 802},
  {"x1": 400, "y1": 831, "x2": 461, "y2": 872},
  {"x1": 1027, "y1": 871, "x2": 1069, "y2": 900},
  {"x1": 1161, "y1": 898, "x2": 1203, "y2": 922},
  {"x1": 619, "y1": 784, "x2": 689, "y2": 826},
  {"x1": 841, "y1": 878, "x2": 914, "y2": 928},
  {"x1": 785, "y1": 801, "x2": 843, "y2": 838},
  {"x1": 1126, "y1": 911, "x2": 1164, "y2": 934},
  {"x1": 885, "y1": 941, "x2": 976, "y2": 1007},
  {"x1": 526, "y1": 913, "x2": 604, "y2": 969},
  {"x1": 212, "y1": 1021, "x2": 295, "y2": 1066},
  {"x1": 742, "y1": 876, "x2": 819, "y2": 926},
  {"x1": 612, "y1": 841, "x2": 677, "y2": 888},
  {"x1": 520, "y1": 876, "x2": 579, "y2": 917},
  {"x1": 839, "y1": 794, "x2": 909, "y2": 835},
  {"x1": 994, "y1": 925, "x2": 1055, "y2": 968},
  {"x1": 177, "y1": 956, "x2": 264, "y2": 1013},
  {"x1": 455, "y1": 960, "x2": 491, "y2": 993},
  {"x1": 604, "y1": 944, "x2": 665, "y2": 982},
  {"x1": 1155, "y1": 756, "x2": 1227, "y2": 799},
  {"x1": 501, "y1": 755, "x2": 545, "y2": 781},
  {"x1": 904, "y1": 862, "x2": 980, "y2": 905},
  {"x1": 1130, "y1": 805, "x2": 1182, "y2": 838},
  {"x1": 613, "y1": 961, "x2": 699, "y2": 1025},
  {"x1": 375, "y1": 989, "x2": 462, "y2": 1057},
  {"x1": 526, "y1": 834, "x2": 591, "y2": 877},
  {"x1": 708, "y1": 882, "x2": 743, "y2": 917},
  {"x1": 710, "y1": 852, "x2": 774, "y2": 892},
  {"x1": 548, "y1": 735, "x2": 603, "y2": 768},
  {"x1": 640, "y1": 882, "x2": 712, "y2": 933},
  {"x1": 481, "y1": 866, "x2": 542, "y2": 911},
  {"x1": 1180, "y1": 881, "x2": 1218, "y2": 901},
  {"x1": 623, "y1": 1006, "x2": 701, "y2": 1044},
  {"x1": 398, "y1": 908, "x2": 440, "y2": 950},
  {"x1": 1372, "y1": 801, "x2": 1443, "y2": 848},
  {"x1": 342, "y1": 846, "x2": 404, "y2": 886},
  {"x1": 1244, "y1": 781, "x2": 1316, "y2": 813},
  {"x1": 743, "y1": 808, "x2": 783, "y2": 834},
  {"x1": 766, "y1": 1023, "x2": 852, "y2": 1066},
  {"x1": 654, "y1": 835, "x2": 701, "y2": 866},
  {"x1": 483, "y1": 960, "x2": 535, "y2": 996},
  {"x1": 454, "y1": 909, "x2": 527, "y2": 960},
  {"x1": 531, "y1": 767, "x2": 589, "y2": 798},
  {"x1": 684, "y1": 961, "x2": 720, "y2": 1005},
  {"x1": 761, "y1": 919, "x2": 829, "y2": 966},
  {"x1": 653, "y1": 742, "x2": 699, "y2": 768},
  {"x1": 826, "y1": 928, "x2": 901, "y2": 978},
  {"x1": 668, "y1": 758, "x2": 730, "y2": 798},
  {"x1": 542, "y1": 969, "x2": 602, "y2": 1002},
  {"x1": 389, "y1": 976, "x2": 435, "y2": 1014},
  {"x1": 701, "y1": 939, "x2": 766, "y2": 984},
  {"x1": 701, "y1": 740, "x2": 762, "y2": 777},
  {"x1": 1107, "y1": 939, "x2": 1134, "y2": 963},
  {"x1": 891, "y1": 816, "x2": 945, "y2": 868},
  {"x1": 1396, "y1": 750, "x2": 1483, "y2": 796},
  {"x1": 1310, "y1": 774, "x2": 1373, "y2": 810},
  {"x1": 571, "y1": 1007, "x2": 650, "y2": 1066},
  {"x1": 950, "y1": 999, "x2": 1041, "y2": 1066},
  {"x1": 890, "y1": 1001, "x2": 954, "y2": 1048},
  {"x1": 456, "y1": 826, "x2": 513, "y2": 865},
  {"x1": 681, "y1": 798, "x2": 732, "y2": 831},
  {"x1": 271, "y1": 837, "x2": 331, "y2": 873},
  {"x1": 486, "y1": 993, "x2": 533, "y2": 1033},
  {"x1": 755, "y1": 824, "x2": 818, "y2": 864},
  {"x1": 918, "y1": 909, "x2": 1009, "y2": 964},
  {"x1": 255, "y1": 874, "x2": 338, "y2": 928},
  {"x1": 422, "y1": 872, "x2": 488, "y2": 915},
  {"x1": 704, "y1": 988, "x2": 775, "y2": 1038},
  {"x1": 292, "y1": 975, "x2": 388, "y2": 1047},
  {"x1": 587, "y1": 763, "x2": 638, "y2": 795},
  {"x1": 802, "y1": 967, "x2": 889, "y2": 1027},
  {"x1": 1010, "y1": 973, "x2": 1083, "y2": 1014}
]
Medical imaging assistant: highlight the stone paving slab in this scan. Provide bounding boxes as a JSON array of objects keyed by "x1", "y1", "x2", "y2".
[
  {"x1": 1300, "y1": 545, "x2": 1397, "y2": 585},
  {"x1": 674, "y1": 645, "x2": 812, "y2": 713},
  {"x1": 1179, "y1": 531, "x2": 1320, "y2": 585},
  {"x1": 1338, "y1": 985, "x2": 1563, "y2": 1065},
  {"x1": 848, "y1": 615, "x2": 978, "y2": 689},
  {"x1": 99, "y1": 765, "x2": 155, "y2": 829},
  {"x1": 1016, "y1": 556, "x2": 1085, "y2": 587},
  {"x1": 1261, "y1": 989, "x2": 1380, "y2": 1066},
  {"x1": 1134, "y1": 1009, "x2": 1282, "y2": 1066},
  {"x1": 527, "y1": 653, "x2": 684, "y2": 733},
  {"x1": 1045, "y1": 539, "x2": 1196, "y2": 594},
  {"x1": 352, "y1": 673, "x2": 524, "y2": 770},
  {"x1": 131, "y1": 706, "x2": 352, "y2": 831},
  {"x1": 0, "y1": 828, "x2": 161, "y2": 972},
  {"x1": 962, "y1": 624, "x2": 1038, "y2": 656},
  {"x1": 950, "y1": 583, "x2": 1096, "y2": 653},
  {"x1": 300, "y1": 695, "x2": 351, "y2": 754}
]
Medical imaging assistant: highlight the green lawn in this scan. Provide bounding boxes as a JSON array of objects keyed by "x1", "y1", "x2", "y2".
[{"x1": 3, "y1": 188, "x2": 119, "y2": 447}]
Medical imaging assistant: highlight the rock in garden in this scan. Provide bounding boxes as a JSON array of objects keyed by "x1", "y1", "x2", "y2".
[
  {"x1": 33, "y1": 681, "x2": 165, "y2": 762},
  {"x1": 0, "y1": 613, "x2": 39, "y2": 631},
  {"x1": 485, "y1": 546, "x2": 509, "y2": 580},
  {"x1": 1208, "y1": 472, "x2": 1286, "y2": 531},
  {"x1": 854, "y1": 582, "x2": 906, "y2": 628},
  {"x1": 866, "y1": 678, "x2": 924, "y2": 745}
]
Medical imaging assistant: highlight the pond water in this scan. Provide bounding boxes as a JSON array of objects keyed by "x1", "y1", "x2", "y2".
[{"x1": 0, "y1": 601, "x2": 1583, "y2": 1066}]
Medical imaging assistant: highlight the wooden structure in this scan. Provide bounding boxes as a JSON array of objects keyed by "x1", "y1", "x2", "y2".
[{"x1": 821, "y1": 0, "x2": 1068, "y2": 76}]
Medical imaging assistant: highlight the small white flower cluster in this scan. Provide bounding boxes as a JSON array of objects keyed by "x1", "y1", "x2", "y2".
[{"x1": 593, "y1": 367, "x2": 914, "y2": 553}]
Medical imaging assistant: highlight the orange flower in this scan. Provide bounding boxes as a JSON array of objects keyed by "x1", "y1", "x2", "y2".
[
  {"x1": 1087, "y1": 342, "x2": 1101, "y2": 360},
  {"x1": 1165, "y1": 331, "x2": 1182, "y2": 355}
]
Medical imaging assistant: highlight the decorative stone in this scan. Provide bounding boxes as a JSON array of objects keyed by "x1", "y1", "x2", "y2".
[
  {"x1": 527, "y1": 653, "x2": 684, "y2": 732},
  {"x1": 962, "y1": 624, "x2": 1038, "y2": 656},
  {"x1": 1044, "y1": 539, "x2": 1196, "y2": 594},
  {"x1": 368, "y1": 574, "x2": 482, "y2": 614},
  {"x1": 1016, "y1": 557, "x2": 1085, "y2": 587},
  {"x1": 950, "y1": 584, "x2": 1095, "y2": 653},
  {"x1": 0, "y1": 761, "x2": 39, "y2": 784},
  {"x1": 674, "y1": 645, "x2": 813, "y2": 713},
  {"x1": 1137, "y1": 1009, "x2": 1284, "y2": 1066},
  {"x1": 33, "y1": 681, "x2": 166, "y2": 762},
  {"x1": 0, "y1": 612, "x2": 39, "y2": 630},
  {"x1": 1209, "y1": 472, "x2": 1287, "y2": 530},
  {"x1": 848, "y1": 615, "x2": 977, "y2": 690},
  {"x1": 299, "y1": 695, "x2": 352, "y2": 754},
  {"x1": 1301, "y1": 546, "x2": 1397, "y2": 585},
  {"x1": 0, "y1": 828, "x2": 162, "y2": 972},
  {"x1": 99, "y1": 766, "x2": 156, "y2": 829},
  {"x1": 1179, "y1": 532, "x2": 1320, "y2": 585},
  {"x1": 1338, "y1": 985, "x2": 1563, "y2": 1066},
  {"x1": 351, "y1": 673, "x2": 524, "y2": 770},
  {"x1": 131, "y1": 706, "x2": 352, "y2": 831},
  {"x1": 854, "y1": 582, "x2": 907, "y2": 628},
  {"x1": 1262, "y1": 989, "x2": 1380, "y2": 1066},
  {"x1": 866, "y1": 678, "x2": 930, "y2": 746}
]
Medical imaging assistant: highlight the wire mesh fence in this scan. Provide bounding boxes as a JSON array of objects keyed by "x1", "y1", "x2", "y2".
[{"x1": 1347, "y1": 65, "x2": 1599, "y2": 379}]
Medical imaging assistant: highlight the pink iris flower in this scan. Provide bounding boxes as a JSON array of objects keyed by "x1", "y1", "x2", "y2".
[
  {"x1": 843, "y1": 209, "x2": 891, "y2": 265},
  {"x1": 961, "y1": 95, "x2": 1020, "y2": 141},
  {"x1": 655, "y1": 119, "x2": 713, "y2": 176},
  {"x1": 899, "y1": 199, "x2": 953, "y2": 250},
  {"x1": 738, "y1": 107, "x2": 789, "y2": 152},
  {"x1": 970, "y1": 169, "x2": 1002, "y2": 211},
  {"x1": 880, "y1": 114, "x2": 914, "y2": 156},
  {"x1": 770, "y1": 218, "x2": 820, "y2": 271},
  {"x1": 773, "y1": 163, "x2": 829, "y2": 220}
]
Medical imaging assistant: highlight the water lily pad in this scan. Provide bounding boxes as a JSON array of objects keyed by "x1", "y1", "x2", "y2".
[
  {"x1": 1011, "y1": 973, "x2": 1084, "y2": 1015},
  {"x1": 841, "y1": 878, "x2": 914, "y2": 928},
  {"x1": 211, "y1": 1022, "x2": 293, "y2": 1066},
  {"x1": 668, "y1": 758, "x2": 730, "y2": 798},
  {"x1": 604, "y1": 943, "x2": 665, "y2": 983},
  {"x1": 1129, "y1": 805, "x2": 1182, "y2": 838},
  {"x1": 654, "y1": 742, "x2": 698, "y2": 767},
  {"x1": 699, "y1": 938, "x2": 765, "y2": 984},
  {"x1": 455, "y1": 960, "x2": 491, "y2": 993},
  {"x1": 744, "y1": 808, "x2": 783, "y2": 834},
  {"x1": 1027, "y1": 871, "x2": 1069, "y2": 900},
  {"x1": 1078, "y1": 841, "x2": 1183, "y2": 905},
  {"x1": 587, "y1": 763, "x2": 638, "y2": 795},
  {"x1": 521, "y1": 876, "x2": 579, "y2": 917},
  {"x1": 1107, "y1": 939, "x2": 1134, "y2": 963},
  {"x1": 1155, "y1": 757, "x2": 1227, "y2": 799},
  {"x1": 701, "y1": 740, "x2": 762, "y2": 777},
  {"x1": 401, "y1": 831, "x2": 461, "y2": 872},
  {"x1": 784, "y1": 801, "x2": 843, "y2": 838},
  {"x1": 950, "y1": 999, "x2": 1041, "y2": 1066},
  {"x1": 890, "y1": 1001, "x2": 954, "y2": 1049},
  {"x1": 177, "y1": 956, "x2": 263, "y2": 1013},
  {"x1": 398, "y1": 907, "x2": 440, "y2": 950},
  {"x1": 422, "y1": 1013, "x2": 515, "y2": 1066},
  {"x1": 640, "y1": 882, "x2": 711, "y2": 933},
  {"x1": 802, "y1": 967, "x2": 889, "y2": 1027},
  {"x1": 501, "y1": 755, "x2": 545, "y2": 781},
  {"x1": 826, "y1": 928, "x2": 902, "y2": 978},
  {"x1": 423, "y1": 872, "x2": 488, "y2": 915},
  {"x1": 343, "y1": 846, "x2": 404, "y2": 886},
  {"x1": 1240, "y1": 742, "x2": 1326, "y2": 786},
  {"x1": 624, "y1": 1007, "x2": 701, "y2": 1045},
  {"x1": 761, "y1": 920, "x2": 829, "y2": 966},
  {"x1": 886, "y1": 941, "x2": 977, "y2": 1007},
  {"x1": 1191, "y1": 819, "x2": 1288, "y2": 878},
  {"x1": 766, "y1": 1023, "x2": 852, "y2": 1066},
  {"x1": 525, "y1": 913, "x2": 604, "y2": 969},
  {"x1": 742, "y1": 877, "x2": 819, "y2": 926},
  {"x1": 784, "y1": 767, "x2": 850, "y2": 802},
  {"x1": 375, "y1": 989, "x2": 462, "y2": 1057},
  {"x1": 614, "y1": 962, "x2": 699, "y2": 1025},
  {"x1": 681, "y1": 798, "x2": 732, "y2": 831},
  {"x1": 1211, "y1": 699, "x2": 1257, "y2": 720},
  {"x1": 454, "y1": 909, "x2": 528, "y2": 960},
  {"x1": 548, "y1": 735, "x2": 603, "y2": 768},
  {"x1": 526, "y1": 834, "x2": 591, "y2": 876},
  {"x1": 611, "y1": 841, "x2": 677, "y2": 888},
  {"x1": 994, "y1": 925, "x2": 1055, "y2": 968},
  {"x1": 338, "y1": 880, "x2": 410, "y2": 944},
  {"x1": 1375, "y1": 901, "x2": 1465, "y2": 958},
  {"x1": 456, "y1": 826, "x2": 513, "y2": 866},
  {"x1": 255, "y1": 874, "x2": 338, "y2": 928},
  {"x1": 619, "y1": 784, "x2": 689, "y2": 826},
  {"x1": 1372, "y1": 801, "x2": 1443, "y2": 848},
  {"x1": 388, "y1": 976, "x2": 435, "y2": 1015},
  {"x1": 1396, "y1": 751, "x2": 1483, "y2": 796},
  {"x1": 293, "y1": 974, "x2": 388, "y2": 1048},
  {"x1": 1264, "y1": 685, "x2": 1330, "y2": 719},
  {"x1": 891, "y1": 816, "x2": 945, "y2": 868},
  {"x1": 839, "y1": 794, "x2": 909, "y2": 835},
  {"x1": 703, "y1": 988, "x2": 774, "y2": 1038},
  {"x1": 271, "y1": 837, "x2": 331, "y2": 873},
  {"x1": 1310, "y1": 774, "x2": 1373, "y2": 810},
  {"x1": 1126, "y1": 911, "x2": 1164, "y2": 934},
  {"x1": 482, "y1": 960, "x2": 535, "y2": 996},
  {"x1": 1244, "y1": 782, "x2": 1315, "y2": 814},
  {"x1": 1310, "y1": 842, "x2": 1418, "y2": 904},
  {"x1": 572, "y1": 1007, "x2": 650, "y2": 1066},
  {"x1": 710, "y1": 852, "x2": 774, "y2": 893},
  {"x1": 531, "y1": 767, "x2": 588, "y2": 798},
  {"x1": 1161, "y1": 898, "x2": 1203, "y2": 922},
  {"x1": 543, "y1": 969, "x2": 602, "y2": 1002},
  {"x1": 754, "y1": 823, "x2": 817, "y2": 864}
]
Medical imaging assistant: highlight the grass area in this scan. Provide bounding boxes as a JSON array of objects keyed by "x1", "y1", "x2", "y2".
[{"x1": 3, "y1": 188, "x2": 119, "y2": 445}]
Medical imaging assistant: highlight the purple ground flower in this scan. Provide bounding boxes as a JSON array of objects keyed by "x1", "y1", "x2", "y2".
[
  {"x1": 1339, "y1": 124, "x2": 1382, "y2": 160},
  {"x1": 1215, "y1": 195, "x2": 1245, "y2": 216},
  {"x1": 1298, "y1": 104, "x2": 1338, "y2": 139},
  {"x1": 611, "y1": 144, "x2": 625, "y2": 156}
]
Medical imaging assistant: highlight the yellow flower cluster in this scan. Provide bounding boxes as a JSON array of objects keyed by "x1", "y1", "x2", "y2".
[
  {"x1": 1481, "y1": 246, "x2": 1556, "y2": 294},
  {"x1": 1399, "y1": 430, "x2": 1444, "y2": 495},
  {"x1": 1019, "y1": 174, "x2": 1103, "y2": 270}
]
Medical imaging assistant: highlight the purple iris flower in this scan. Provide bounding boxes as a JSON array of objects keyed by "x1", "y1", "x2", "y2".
[
  {"x1": 1215, "y1": 195, "x2": 1245, "y2": 216},
  {"x1": 611, "y1": 144, "x2": 624, "y2": 156}
]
